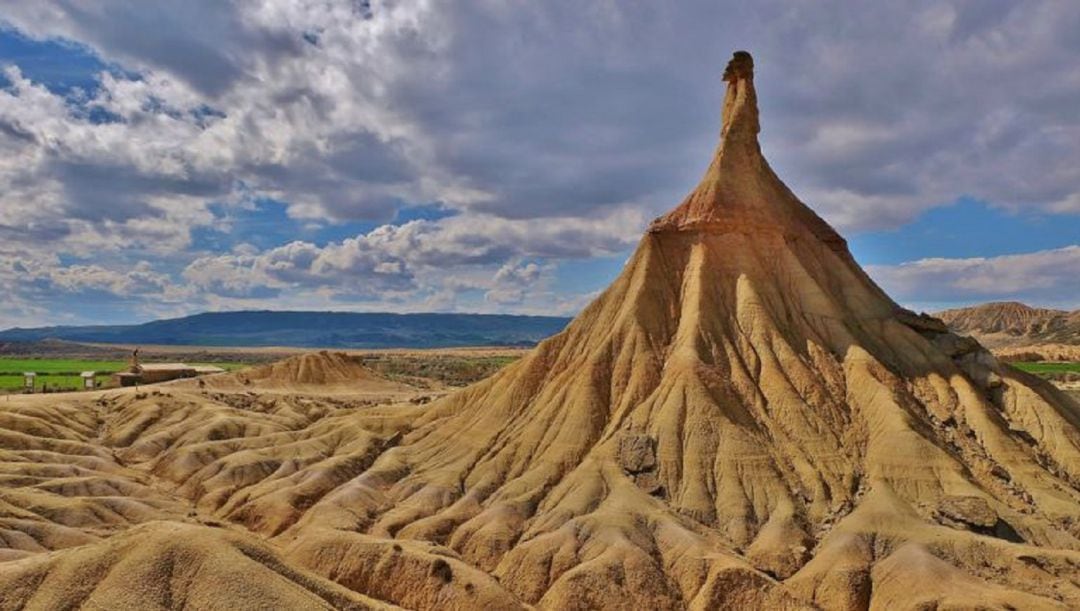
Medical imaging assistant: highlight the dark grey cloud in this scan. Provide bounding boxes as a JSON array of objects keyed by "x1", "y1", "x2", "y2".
[
  {"x1": 51, "y1": 160, "x2": 222, "y2": 221},
  {"x1": 23, "y1": 1, "x2": 303, "y2": 97}
]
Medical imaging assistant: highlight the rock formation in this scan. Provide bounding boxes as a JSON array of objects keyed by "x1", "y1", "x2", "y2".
[
  {"x1": 281, "y1": 50, "x2": 1080, "y2": 608},
  {"x1": 188, "y1": 350, "x2": 415, "y2": 395},
  {"x1": 938, "y1": 301, "x2": 1080, "y2": 349}
]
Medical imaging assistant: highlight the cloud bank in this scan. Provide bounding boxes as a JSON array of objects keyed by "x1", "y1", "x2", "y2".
[{"x1": 869, "y1": 245, "x2": 1080, "y2": 309}]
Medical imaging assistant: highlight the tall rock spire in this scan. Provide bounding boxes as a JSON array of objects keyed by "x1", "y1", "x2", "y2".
[
  {"x1": 649, "y1": 51, "x2": 847, "y2": 253},
  {"x1": 720, "y1": 50, "x2": 759, "y2": 140},
  {"x1": 271, "y1": 50, "x2": 1080, "y2": 610}
]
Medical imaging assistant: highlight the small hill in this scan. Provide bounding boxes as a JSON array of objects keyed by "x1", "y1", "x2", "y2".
[
  {"x1": 937, "y1": 302, "x2": 1080, "y2": 349},
  {"x1": 0, "y1": 311, "x2": 571, "y2": 349},
  {"x1": 195, "y1": 351, "x2": 414, "y2": 394},
  {"x1": 241, "y1": 352, "x2": 386, "y2": 386},
  {"x1": 0, "y1": 371, "x2": 507, "y2": 609},
  {"x1": 0, "y1": 521, "x2": 387, "y2": 610}
]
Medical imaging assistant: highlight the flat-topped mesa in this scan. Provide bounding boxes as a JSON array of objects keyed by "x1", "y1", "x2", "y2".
[{"x1": 649, "y1": 51, "x2": 847, "y2": 252}]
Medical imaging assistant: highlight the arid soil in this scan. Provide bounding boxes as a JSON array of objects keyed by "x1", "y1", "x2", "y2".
[
  {"x1": 938, "y1": 303, "x2": 1080, "y2": 395},
  {"x1": 938, "y1": 302, "x2": 1080, "y2": 350},
  {"x1": 995, "y1": 344, "x2": 1080, "y2": 363},
  {"x1": 0, "y1": 52, "x2": 1077, "y2": 610}
]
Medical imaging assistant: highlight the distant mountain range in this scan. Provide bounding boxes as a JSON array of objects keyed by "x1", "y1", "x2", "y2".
[
  {"x1": 936, "y1": 301, "x2": 1080, "y2": 349},
  {"x1": 0, "y1": 311, "x2": 571, "y2": 349}
]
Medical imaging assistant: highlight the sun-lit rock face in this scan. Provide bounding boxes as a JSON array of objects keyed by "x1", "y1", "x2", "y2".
[
  {"x1": 0, "y1": 52, "x2": 1077, "y2": 610},
  {"x1": 648, "y1": 50, "x2": 847, "y2": 254},
  {"x1": 297, "y1": 49, "x2": 1078, "y2": 608}
]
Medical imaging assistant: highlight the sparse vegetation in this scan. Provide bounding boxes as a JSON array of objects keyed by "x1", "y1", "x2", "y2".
[
  {"x1": 1008, "y1": 361, "x2": 1080, "y2": 374},
  {"x1": 359, "y1": 354, "x2": 520, "y2": 388}
]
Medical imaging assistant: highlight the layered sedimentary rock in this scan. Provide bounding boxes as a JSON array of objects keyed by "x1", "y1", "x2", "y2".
[
  {"x1": 938, "y1": 301, "x2": 1080, "y2": 349},
  {"x1": 282, "y1": 50, "x2": 1079, "y2": 609}
]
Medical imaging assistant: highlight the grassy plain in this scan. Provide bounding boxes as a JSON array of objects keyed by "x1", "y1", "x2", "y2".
[
  {"x1": 0, "y1": 358, "x2": 248, "y2": 392},
  {"x1": 1009, "y1": 361, "x2": 1080, "y2": 374},
  {"x1": 0, "y1": 348, "x2": 525, "y2": 393}
]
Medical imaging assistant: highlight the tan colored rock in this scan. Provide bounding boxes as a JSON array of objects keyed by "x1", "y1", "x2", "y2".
[
  {"x1": 938, "y1": 301, "x2": 1080, "y2": 349},
  {"x1": 617, "y1": 433, "x2": 657, "y2": 473},
  {"x1": 936, "y1": 495, "x2": 999, "y2": 529},
  {"x1": 0, "y1": 521, "x2": 388, "y2": 610}
]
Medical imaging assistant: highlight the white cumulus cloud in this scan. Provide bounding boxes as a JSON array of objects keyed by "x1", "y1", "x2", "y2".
[{"x1": 867, "y1": 245, "x2": 1080, "y2": 307}]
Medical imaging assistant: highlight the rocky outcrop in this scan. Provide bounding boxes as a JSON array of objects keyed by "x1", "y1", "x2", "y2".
[{"x1": 938, "y1": 301, "x2": 1080, "y2": 349}]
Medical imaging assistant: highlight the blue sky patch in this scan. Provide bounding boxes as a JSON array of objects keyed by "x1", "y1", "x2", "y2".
[
  {"x1": 849, "y1": 198, "x2": 1080, "y2": 266},
  {"x1": 0, "y1": 28, "x2": 107, "y2": 95}
]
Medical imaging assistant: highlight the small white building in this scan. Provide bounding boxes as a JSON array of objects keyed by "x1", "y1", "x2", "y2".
[
  {"x1": 23, "y1": 372, "x2": 35, "y2": 392},
  {"x1": 81, "y1": 371, "x2": 96, "y2": 390}
]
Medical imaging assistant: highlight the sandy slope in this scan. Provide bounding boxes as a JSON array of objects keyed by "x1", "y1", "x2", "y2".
[
  {"x1": 995, "y1": 343, "x2": 1080, "y2": 363},
  {"x1": 0, "y1": 52, "x2": 1077, "y2": 610},
  {"x1": 0, "y1": 521, "x2": 391, "y2": 610},
  {"x1": 177, "y1": 351, "x2": 418, "y2": 398}
]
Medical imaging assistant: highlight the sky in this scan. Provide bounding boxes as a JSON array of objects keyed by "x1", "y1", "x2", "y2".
[{"x1": 0, "y1": 0, "x2": 1077, "y2": 328}]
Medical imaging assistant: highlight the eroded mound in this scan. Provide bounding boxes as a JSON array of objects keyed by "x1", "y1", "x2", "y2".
[
  {"x1": 245, "y1": 352, "x2": 379, "y2": 385},
  {"x1": 0, "y1": 521, "x2": 388, "y2": 610},
  {"x1": 194, "y1": 351, "x2": 415, "y2": 395},
  {"x1": 938, "y1": 302, "x2": 1080, "y2": 349}
]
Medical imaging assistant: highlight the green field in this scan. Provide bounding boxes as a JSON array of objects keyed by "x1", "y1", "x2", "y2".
[
  {"x1": 0, "y1": 358, "x2": 248, "y2": 392},
  {"x1": 1009, "y1": 361, "x2": 1080, "y2": 375}
]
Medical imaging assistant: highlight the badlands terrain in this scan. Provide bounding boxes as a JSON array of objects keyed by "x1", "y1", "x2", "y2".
[
  {"x1": 938, "y1": 302, "x2": 1080, "y2": 353},
  {"x1": 938, "y1": 302, "x2": 1080, "y2": 400},
  {"x1": 0, "y1": 51, "x2": 1077, "y2": 610}
]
